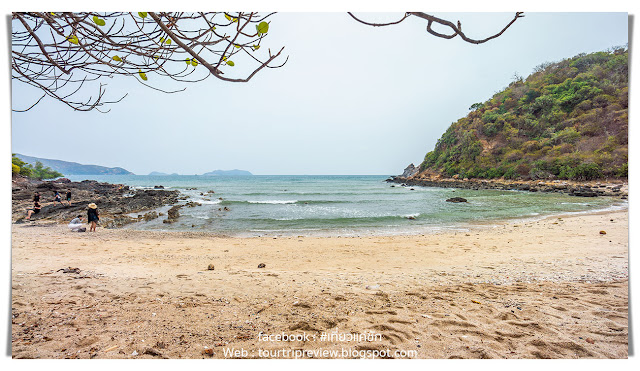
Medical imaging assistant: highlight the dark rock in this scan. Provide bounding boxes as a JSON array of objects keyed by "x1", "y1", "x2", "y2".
[
  {"x1": 446, "y1": 197, "x2": 468, "y2": 203},
  {"x1": 571, "y1": 190, "x2": 598, "y2": 197},
  {"x1": 400, "y1": 164, "x2": 418, "y2": 178},
  {"x1": 258, "y1": 263, "x2": 266, "y2": 269},
  {"x1": 154, "y1": 185, "x2": 165, "y2": 189},
  {"x1": 167, "y1": 205, "x2": 181, "y2": 219},
  {"x1": 55, "y1": 178, "x2": 72, "y2": 183},
  {"x1": 207, "y1": 264, "x2": 215, "y2": 271},
  {"x1": 57, "y1": 267, "x2": 81, "y2": 274},
  {"x1": 142, "y1": 348, "x2": 166, "y2": 358},
  {"x1": 102, "y1": 215, "x2": 137, "y2": 229},
  {"x1": 142, "y1": 211, "x2": 159, "y2": 221}
]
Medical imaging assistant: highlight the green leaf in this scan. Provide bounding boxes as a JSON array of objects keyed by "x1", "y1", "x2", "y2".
[
  {"x1": 234, "y1": 44, "x2": 241, "y2": 49},
  {"x1": 191, "y1": 59, "x2": 198, "y2": 67},
  {"x1": 112, "y1": 55, "x2": 122, "y2": 62},
  {"x1": 138, "y1": 70, "x2": 148, "y2": 81},
  {"x1": 165, "y1": 39, "x2": 172, "y2": 45},
  {"x1": 66, "y1": 35, "x2": 79, "y2": 45},
  {"x1": 92, "y1": 16, "x2": 105, "y2": 26},
  {"x1": 253, "y1": 44, "x2": 260, "y2": 50},
  {"x1": 224, "y1": 14, "x2": 231, "y2": 21},
  {"x1": 226, "y1": 60, "x2": 235, "y2": 66},
  {"x1": 233, "y1": 18, "x2": 238, "y2": 23},
  {"x1": 138, "y1": 12, "x2": 147, "y2": 18},
  {"x1": 159, "y1": 37, "x2": 165, "y2": 43},
  {"x1": 153, "y1": 55, "x2": 160, "y2": 60},
  {"x1": 185, "y1": 58, "x2": 191, "y2": 65},
  {"x1": 256, "y1": 21, "x2": 269, "y2": 35}
]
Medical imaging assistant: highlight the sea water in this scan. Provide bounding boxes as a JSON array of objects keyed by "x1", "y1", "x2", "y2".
[{"x1": 66, "y1": 175, "x2": 627, "y2": 237}]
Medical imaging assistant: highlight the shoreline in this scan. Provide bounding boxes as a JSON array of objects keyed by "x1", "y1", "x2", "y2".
[
  {"x1": 121, "y1": 202, "x2": 630, "y2": 239},
  {"x1": 11, "y1": 209, "x2": 628, "y2": 358},
  {"x1": 13, "y1": 174, "x2": 627, "y2": 238}
]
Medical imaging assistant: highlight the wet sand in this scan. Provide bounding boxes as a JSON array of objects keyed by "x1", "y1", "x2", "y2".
[{"x1": 11, "y1": 210, "x2": 628, "y2": 358}]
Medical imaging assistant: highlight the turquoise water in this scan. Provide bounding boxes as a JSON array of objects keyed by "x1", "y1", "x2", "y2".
[{"x1": 66, "y1": 175, "x2": 626, "y2": 236}]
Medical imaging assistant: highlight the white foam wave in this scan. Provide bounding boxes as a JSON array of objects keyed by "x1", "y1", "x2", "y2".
[
  {"x1": 198, "y1": 199, "x2": 222, "y2": 205},
  {"x1": 248, "y1": 200, "x2": 297, "y2": 204}
]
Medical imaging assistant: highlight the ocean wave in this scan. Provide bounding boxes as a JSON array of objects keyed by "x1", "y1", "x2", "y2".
[
  {"x1": 198, "y1": 199, "x2": 222, "y2": 205},
  {"x1": 219, "y1": 199, "x2": 346, "y2": 205},
  {"x1": 247, "y1": 200, "x2": 298, "y2": 204}
]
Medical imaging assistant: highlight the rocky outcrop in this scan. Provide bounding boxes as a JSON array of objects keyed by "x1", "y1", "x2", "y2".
[
  {"x1": 401, "y1": 164, "x2": 418, "y2": 178},
  {"x1": 163, "y1": 205, "x2": 183, "y2": 224},
  {"x1": 389, "y1": 174, "x2": 627, "y2": 198},
  {"x1": 12, "y1": 175, "x2": 180, "y2": 225},
  {"x1": 141, "y1": 211, "x2": 159, "y2": 221}
]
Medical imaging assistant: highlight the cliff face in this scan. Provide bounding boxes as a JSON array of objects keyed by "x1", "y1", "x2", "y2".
[{"x1": 418, "y1": 48, "x2": 628, "y2": 182}]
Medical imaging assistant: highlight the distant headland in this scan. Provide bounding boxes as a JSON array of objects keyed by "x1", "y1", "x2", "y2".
[{"x1": 13, "y1": 153, "x2": 133, "y2": 175}]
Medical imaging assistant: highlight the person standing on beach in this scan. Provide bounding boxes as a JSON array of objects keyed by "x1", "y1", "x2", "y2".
[
  {"x1": 65, "y1": 190, "x2": 72, "y2": 206},
  {"x1": 87, "y1": 203, "x2": 99, "y2": 232}
]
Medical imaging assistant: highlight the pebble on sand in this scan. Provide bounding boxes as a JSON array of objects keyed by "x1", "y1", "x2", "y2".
[
  {"x1": 207, "y1": 264, "x2": 215, "y2": 271},
  {"x1": 600, "y1": 230, "x2": 607, "y2": 235},
  {"x1": 258, "y1": 263, "x2": 266, "y2": 268}
]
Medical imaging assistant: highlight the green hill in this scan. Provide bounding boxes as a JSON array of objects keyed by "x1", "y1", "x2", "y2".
[{"x1": 419, "y1": 47, "x2": 628, "y2": 181}]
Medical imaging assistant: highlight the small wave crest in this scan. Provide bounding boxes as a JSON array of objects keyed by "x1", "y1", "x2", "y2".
[
  {"x1": 198, "y1": 199, "x2": 222, "y2": 205},
  {"x1": 247, "y1": 200, "x2": 298, "y2": 204}
]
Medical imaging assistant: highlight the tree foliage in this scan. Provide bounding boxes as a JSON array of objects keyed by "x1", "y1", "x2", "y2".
[
  {"x1": 420, "y1": 47, "x2": 628, "y2": 181},
  {"x1": 12, "y1": 12, "x2": 524, "y2": 112},
  {"x1": 12, "y1": 154, "x2": 63, "y2": 179}
]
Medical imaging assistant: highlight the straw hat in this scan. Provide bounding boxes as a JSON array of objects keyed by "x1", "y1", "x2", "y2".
[{"x1": 88, "y1": 203, "x2": 97, "y2": 209}]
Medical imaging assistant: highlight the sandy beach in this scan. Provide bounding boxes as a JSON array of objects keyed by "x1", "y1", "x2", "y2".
[{"x1": 11, "y1": 209, "x2": 628, "y2": 359}]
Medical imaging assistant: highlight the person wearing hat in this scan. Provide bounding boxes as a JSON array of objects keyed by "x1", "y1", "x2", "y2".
[{"x1": 87, "y1": 203, "x2": 99, "y2": 232}]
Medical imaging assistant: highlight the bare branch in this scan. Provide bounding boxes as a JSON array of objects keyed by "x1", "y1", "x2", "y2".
[
  {"x1": 349, "y1": 11, "x2": 525, "y2": 45},
  {"x1": 347, "y1": 12, "x2": 409, "y2": 27},
  {"x1": 12, "y1": 11, "x2": 286, "y2": 111}
]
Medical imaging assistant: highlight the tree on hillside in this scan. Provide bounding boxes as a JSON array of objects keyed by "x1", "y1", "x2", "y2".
[
  {"x1": 12, "y1": 154, "x2": 63, "y2": 179},
  {"x1": 12, "y1": 12, "x2": 524, "y2": 112}
]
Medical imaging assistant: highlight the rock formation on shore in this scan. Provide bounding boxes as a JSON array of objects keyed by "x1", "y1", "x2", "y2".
[
  {"x1": 389, "y1": 173, "x2": 627, "y2": 198},
  {"x1": 12, "y1": 174, "x2": 179, "y2": 227}
]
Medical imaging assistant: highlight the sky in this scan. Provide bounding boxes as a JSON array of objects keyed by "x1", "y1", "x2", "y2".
[{"x1": 9, "y1": 11, "x2": 629, "y2": 175}]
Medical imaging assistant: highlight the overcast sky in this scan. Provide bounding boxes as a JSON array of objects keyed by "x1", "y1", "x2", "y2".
[{"x1": 10, "y1": 12, "x2": 628, "y2": 175}]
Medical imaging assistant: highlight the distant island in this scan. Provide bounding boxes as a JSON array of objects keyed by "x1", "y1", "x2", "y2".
[
  {"x1": 14, "y1": 153, "x2": 133, "y2": 175},
  {"x1": 148, "y1": 171, "x2": 180, "y2": 176},
  {"x1": 202, "y1": 169, "x2": 253, "y2": 176}
]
